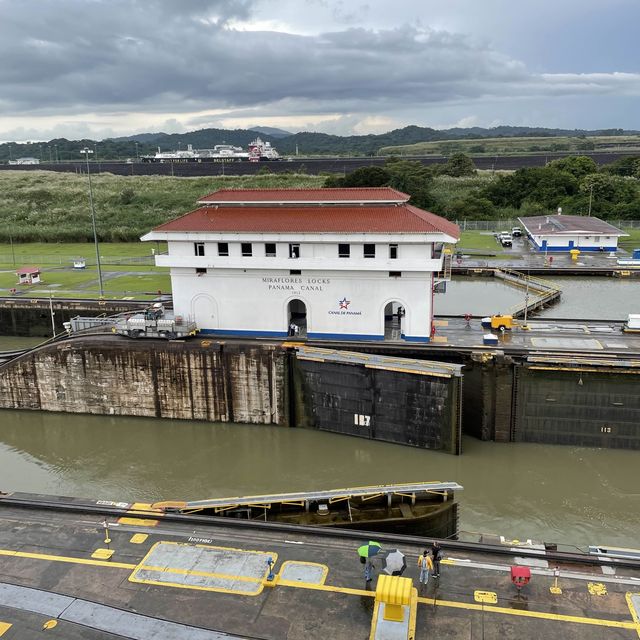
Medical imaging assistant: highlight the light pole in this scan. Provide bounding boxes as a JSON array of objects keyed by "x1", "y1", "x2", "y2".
[
  {"x1": 135, "y1": 141, "x2": 139, "y2": 160},
  {"x1": 80, "y1": 147, "x2": 104, "y2": 297},
  {"x1": 587, "y1": 183, "x2": 593, "y2": 217}
]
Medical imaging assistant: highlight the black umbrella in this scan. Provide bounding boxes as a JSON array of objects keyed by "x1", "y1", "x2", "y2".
[{"x1": 382, "y1": 549, "x2": 407, "y2": 576}]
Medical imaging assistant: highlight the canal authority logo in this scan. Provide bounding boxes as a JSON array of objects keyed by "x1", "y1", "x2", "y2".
[{"x1": 329, "y1": 297, "x2": 361, "y2": 316}]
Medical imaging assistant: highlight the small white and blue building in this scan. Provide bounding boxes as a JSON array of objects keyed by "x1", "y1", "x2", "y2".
[
  {"x1": 518, "y1": 214, "x2": 628, "y2": 252},
  {"x1": 142, "y1": 187, "x2": 459, "y2": 342}
]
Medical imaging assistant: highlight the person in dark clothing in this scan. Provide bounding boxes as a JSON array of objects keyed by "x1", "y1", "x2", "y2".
[{"x1": 432, "y1": 542, "x2": 442, "y2": 577}]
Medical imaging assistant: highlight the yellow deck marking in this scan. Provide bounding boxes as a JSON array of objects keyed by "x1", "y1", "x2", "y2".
[
  {"x1": 417, "y1": 596, "x2": 638, "y2": 630},
  {"x1": 626, "y1": 593, "x2": 640, "y2": 639},
  {"x1": 432, "y1": 319, "x2": 448, "y2": 327},
  {"x1": 0, "y1": 548, "x2": 136, "y2": 570},
  {"x1": 278, "y1": 560, "x2": 328, "y2": 585},
  {"x1": 588, "y1": 582, "x2": 608, "y2": 596},
  {"x1": 431, "y1": 336, "x2": 448, "y2": 343},
  {"x1": 118, "y1": 517, "x2": 159, "y2": 526},
  {"x1": 0, "y1": 544, "x2": 637, "y2": 633},
  {"x1": 0, "y1": 622, "x2": 12, "y2": 636},
  {"x1": 130, "y1": 533, "x2": 148, "y2": 544},
  {"x1": 474, "y1": 590, "x2": 497, "y2": 604},
  {"x1": 136, "y1": 564, "x2": 264, "y2": 583},
  {"x1": 92, "y1": 549, "x2": 114, "y2": 560}
]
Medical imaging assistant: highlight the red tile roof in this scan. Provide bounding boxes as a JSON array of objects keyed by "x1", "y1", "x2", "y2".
[
  {"x1": 197, "y1": 187, "x2": 410, "y2": 203},
  {"x1": 151, "y1": 204, "x2": 460, "y2": 237}
]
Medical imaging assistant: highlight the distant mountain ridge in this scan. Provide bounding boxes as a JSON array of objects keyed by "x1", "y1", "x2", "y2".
[{"x1": 1, "y1": 125, "x2": 639, "y2": 161}]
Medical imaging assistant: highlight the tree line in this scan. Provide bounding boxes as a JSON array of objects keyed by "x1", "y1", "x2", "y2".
[{"x1": 325, "y1": 154, "x2": 640, "y2": 220}]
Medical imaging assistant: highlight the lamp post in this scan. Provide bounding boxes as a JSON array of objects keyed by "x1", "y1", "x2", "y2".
[{"x1": 80, "y1": 147, "x2": 104, "y2": 297}]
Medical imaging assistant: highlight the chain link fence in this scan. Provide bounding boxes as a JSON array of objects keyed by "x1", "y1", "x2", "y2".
[
  {"x1": 456, "y1": 219, "x2": 640, "y2": 231},
  {"x1": 0, "y1": 254, "x2": 160, "y2": 267}
]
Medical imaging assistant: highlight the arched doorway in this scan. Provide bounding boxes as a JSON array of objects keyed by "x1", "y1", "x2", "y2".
[
  {"x1": 191, "y1": 294, "x2": 217, "y2": 331},
  {"x1": 384, "y1": 301, "x2": 405, "y2": 341},
  {"x1": 287, "y1": 299, "x2": 307, "y2": 337}
]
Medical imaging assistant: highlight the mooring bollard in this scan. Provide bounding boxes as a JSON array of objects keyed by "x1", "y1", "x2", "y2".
[{"x1": 103, "y1": 518, "x2": 111, "y2": 545}]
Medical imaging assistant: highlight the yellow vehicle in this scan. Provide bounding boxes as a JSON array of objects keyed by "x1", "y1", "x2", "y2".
[{"x1": 490, "y1": 314, "x2": 513, "y2": 331}]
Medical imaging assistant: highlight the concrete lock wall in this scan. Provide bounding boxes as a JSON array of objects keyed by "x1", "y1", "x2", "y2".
[
  {"x1": 292, "y1": 357, "x2": 462, "y2": 453},
  {"x1": 0, "y1": 339, "x2": 287, "y2": 424}
]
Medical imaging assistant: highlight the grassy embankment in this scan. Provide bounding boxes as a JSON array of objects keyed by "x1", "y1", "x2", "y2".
[
  {"x1": 0, "y1": 171, "x2": 323, "y2": 298},
  {"x1": 380, "y1": 134, "x2": 640, "y2": 156},
  {"x1": 1, "y1": 170, "x2": 636, "y2": 298}
]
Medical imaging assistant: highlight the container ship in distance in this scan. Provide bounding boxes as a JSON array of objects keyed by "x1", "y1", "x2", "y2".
[{"x1": 140, "y1": 137, "x2": 280, "y2": 163}]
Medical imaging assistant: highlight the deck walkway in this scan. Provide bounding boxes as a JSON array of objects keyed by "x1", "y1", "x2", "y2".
[{"x1": 0, "y1": 499, "x2": 638, "y2": 639}]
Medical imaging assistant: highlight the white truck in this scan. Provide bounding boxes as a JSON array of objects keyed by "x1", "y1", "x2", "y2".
[{"x1": 498, "y1": 232, "x2": 513, "y2": 247}]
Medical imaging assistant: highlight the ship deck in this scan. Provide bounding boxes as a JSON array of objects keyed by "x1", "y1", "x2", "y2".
[{"x1": 0, "y1": 497, "x2": 638, "y2": 639}]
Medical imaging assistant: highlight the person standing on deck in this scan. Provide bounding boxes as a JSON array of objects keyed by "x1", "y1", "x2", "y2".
[
  {"x1": 417, "y1": 550, "x2": 433, "y2": 585},
  {"x1": 432, "y1": 542, "x2": 442, "y2": 578}
]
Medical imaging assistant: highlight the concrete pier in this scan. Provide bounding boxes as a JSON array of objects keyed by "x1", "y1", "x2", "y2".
[{"x1": 0, "y1": 497, "x2": 638, "y2": 639}]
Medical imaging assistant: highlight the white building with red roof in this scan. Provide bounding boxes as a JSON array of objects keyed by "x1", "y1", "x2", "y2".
[{"x1": 141, "y1": 187, "x2": 459, "y2": 342}]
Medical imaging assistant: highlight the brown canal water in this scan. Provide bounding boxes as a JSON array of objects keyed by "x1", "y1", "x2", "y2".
[{"x1": 0, "y1": 410, "x2": 637, "y2": 550}]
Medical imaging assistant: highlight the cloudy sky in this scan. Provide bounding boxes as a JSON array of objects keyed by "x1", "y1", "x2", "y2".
[{"x1": 1, "y1": 0, "x2": 639, "y2": 142}]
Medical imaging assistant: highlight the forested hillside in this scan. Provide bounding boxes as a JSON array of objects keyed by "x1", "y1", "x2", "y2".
[{"x1": 2, "y1": 125, "x2": 639, "y2": 162}]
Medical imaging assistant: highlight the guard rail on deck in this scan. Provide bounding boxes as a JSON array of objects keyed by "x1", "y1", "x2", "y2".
[{"x1": 493, "y1": 268, "x2": 562, "y2": 318}]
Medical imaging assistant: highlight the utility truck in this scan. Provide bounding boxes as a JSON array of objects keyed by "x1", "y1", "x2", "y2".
[{"x1": 113, "y1": 303, "x2": 197, "y2": 339}]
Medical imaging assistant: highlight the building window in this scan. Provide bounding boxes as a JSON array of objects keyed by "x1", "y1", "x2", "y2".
[
  {"x1": 389, "y1": 271, "x2": 401, "y2": 278},
  {"x1": 389, "y1": 244, "x2": 398, "y2": 259},
  {"x1": 218, "y1": 242, "x2": 229, "y2": 256},
  {"x1": 290, "y1": 269, "x2": 301, "y2": 275},
  {"x1": 195, "y1": 268, "x2": 207, "y2": 276},
  {"x1": 194, "y1": 242, "x2": 205, "y2": 256},
  {"x1": 338, "y1": 243, "x2": 350, "y2": 258},
  {"x1": 289, "y1": 243, "x2": 300, "y2": 259},
  {"x1": 241, "y1": 243, "x2": 252, "y2": 257},
  {"x1": 364, "y1": 244, "x2": 376, "y2": 258},
  {"x1": 265, "y1": 243, "x2": 277, "y2": 257}
]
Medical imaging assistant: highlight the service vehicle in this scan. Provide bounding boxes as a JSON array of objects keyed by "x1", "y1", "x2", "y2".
[
  {"x1": 498, "y1": 233, "x2": 513, "y2": 247},
  {"x1": 511, "y1": 227, "x2": 522, "y2": 237},
  {"x1": 113, "y1": 303, "x2": 197, "y2": 339}
]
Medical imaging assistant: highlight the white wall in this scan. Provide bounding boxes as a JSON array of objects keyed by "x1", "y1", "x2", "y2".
[
  {"x1": 170, "y1": 268, "x2": 434, "y2": 340},
  {"x1": 531, "y1": 234, "x2": 619, "y2": 249}
]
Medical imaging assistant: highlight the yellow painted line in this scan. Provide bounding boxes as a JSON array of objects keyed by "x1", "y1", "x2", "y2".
[
  {"x1": 417, "y1": 596, "x2": 639, "y2": 630},
  {"x1": 431, "y1": 336, "x2": 448, "y2": 343},
  {"x1": 118, "y1": 517, "x2": 159, "y2": 526},
  {"x1": 0, "y1": 622, "x2": 12, "y2": 636},
  {"x1": 432, "y1": 319, "x2": 448, "y2": 327},
  {"x1": 626, "y1": 593, "x2": 640, "y2": 639},
  {"x1": 0, "y1": 548, "x2": 136, "y2": 570}
]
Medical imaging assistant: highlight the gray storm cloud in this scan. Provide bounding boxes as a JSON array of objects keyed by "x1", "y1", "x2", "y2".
[{"x1": 0, "y1": 0, "x2": 638, "y2": 136}]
